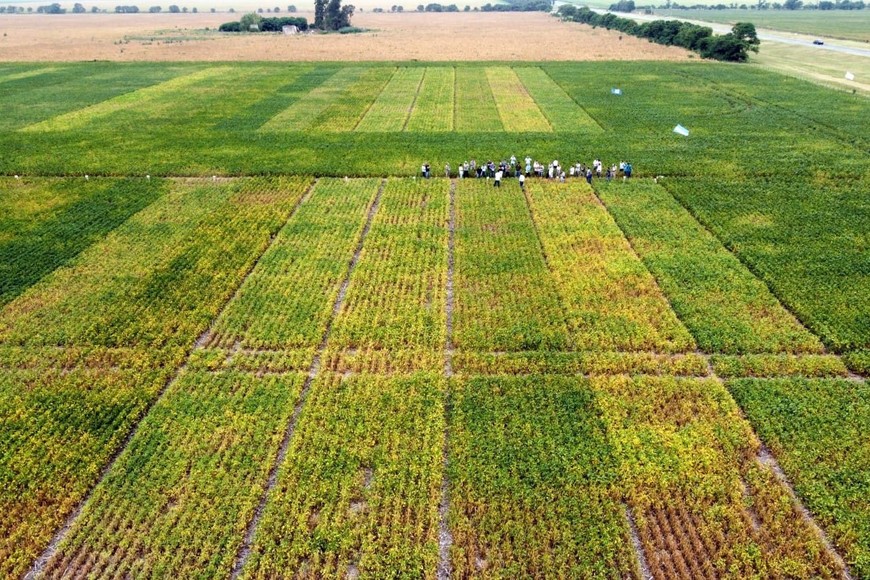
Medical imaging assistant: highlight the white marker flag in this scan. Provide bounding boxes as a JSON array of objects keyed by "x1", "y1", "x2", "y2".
[
  {"x1": 673, "y1": 124, "x2": 689, "y2": 137},
  {"x1": 611, "y1": 88, "x2": 623, "y2": 95},
  {"x1": 845, "y1": 71, "x2": 855, "y2": 81}
]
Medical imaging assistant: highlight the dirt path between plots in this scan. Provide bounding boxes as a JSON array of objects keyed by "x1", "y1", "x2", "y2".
[
  {"x1": 437, "y1": 179, "x2": 456, "y2": 580},
  {"x1": 0, "y1": 12, "x2": 692, "y2": 62}
]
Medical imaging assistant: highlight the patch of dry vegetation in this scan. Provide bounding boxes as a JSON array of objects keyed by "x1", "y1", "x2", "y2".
[{"x1": 0, "y1": 12, "x2": 692, "y2": 61}]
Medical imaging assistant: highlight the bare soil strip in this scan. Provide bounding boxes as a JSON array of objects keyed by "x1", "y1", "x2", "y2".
[
  {"x1": 624, "y1": 504, "x2": 653, "y2": 580},
  {"x1": 230, "y1": 178, "x2": 386, "y2": 579},
  {"x1": 757, "y1": 445, "x2": 854, "y2": 579},
  {"x1": 437, "y1": 179, "x2": 456, "y2": 580},
  {"x1": 22, "y1": 179, "x2": 317, "y2": 580},
  {"x1": 445, "y1": 179, "x2": 456, "y2": 378}
]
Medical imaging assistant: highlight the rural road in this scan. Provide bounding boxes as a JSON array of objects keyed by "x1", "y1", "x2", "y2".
[{"x1": 588, "y1": 8, "x2": 870, "y2": 57}]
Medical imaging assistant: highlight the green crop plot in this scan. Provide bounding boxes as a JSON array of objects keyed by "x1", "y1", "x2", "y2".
[
  {"x1": 356, "y1": 67, "x2": 422, "y2": 132},
  {"x1": 0, "y1": 177, "x2": 165, "y2": 307},
  {"x1": 453, "y1": 179, "x2": 570, "y2": 351},
  {"x1": 0, "y1": 59, "x2": 867, "y2": 579}
]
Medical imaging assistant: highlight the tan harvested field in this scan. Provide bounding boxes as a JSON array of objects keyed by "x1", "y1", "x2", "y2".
[{"x1": 0, "y1": 12, "x2": 692, "y2": 61}]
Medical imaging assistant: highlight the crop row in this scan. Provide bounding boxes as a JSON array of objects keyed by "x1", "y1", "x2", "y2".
[
  {"x1": 5, "y1": 368, "x2": 859, "y2": 576},
  {"x1": 594, "y1": 375, "x2": 843, "y2": 579},
  {"x1": 309, "y1": 67, "x2": 396, "y2": 132},
  {"x1": 453, "y1": 178, "x2": 570, "y2": 351},
  {"x1": 0, "y1": 177, "x2": 309, "y2": 578},
  {"x1": 328, "y1": 178, "x2": 449, "y2": 354},
  {"x1": 207, "y1": 178, "x2": 380, "y2": 350},
  {"x1": 405, "y1": 67, "x2": 455, "y2": 132},
  {"x1": 0, "y1": 63, "x2": 203, "y2": 133},
  {"x1": 453, "y1": 67, "x2": 501, "y2": 133},
  {"x1": 729, "y1": 377, "x2": 870, "y2": 576},
  {"x1": 526, "y1": 180, "x2": 694, "y2": 352},
  {"x1": 356, "y1": 67, "x2": 422, "y2": 132},
  {"x1": 598, "y1": 180, "x2": 825, "y2": 354},
  {"x1": 0, "y1": 177, "x2": 164, "y2": 308},
  {"x1": 41, "y1": 370, "x2": 305, "y2": 579},
  {"x1": 452, "y1": 350, "x2": 709, "y2": 377},
  {"x1": 485, "y1": 67, "x2": 551, "y2": 133},
  {"x1": 0, "y1": 177, "x2": 308, "y2": 356}
]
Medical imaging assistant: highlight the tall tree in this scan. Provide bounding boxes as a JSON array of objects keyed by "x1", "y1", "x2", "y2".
[{"x1": 314, "y1": 0, "x2": 326, "y2": 28}]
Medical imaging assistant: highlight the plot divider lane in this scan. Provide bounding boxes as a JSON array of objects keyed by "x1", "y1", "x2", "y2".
[
  {"x1": 703, "y1": 358, "x2": 854, "y2": 579},
  {"x1": 23, "y1": 177, "x2": 319, "y2": 580},
  {"x1": 624, "y1": 504, "x2": 653, "y2": 580},
  {"x1": 437, "y1": 178, "x2": 456, "y2": 580},
  {"x1": 230, "y1": 178, "x2": 387, "y2": 580}
]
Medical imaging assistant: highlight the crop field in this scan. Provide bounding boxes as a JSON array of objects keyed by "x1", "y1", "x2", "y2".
[
  {"x1": 0, "y1": 59, "x2": 868, "y2": 579},
  {"x1": 651, "y1": 9, "x2": 870, "y2": 43}
]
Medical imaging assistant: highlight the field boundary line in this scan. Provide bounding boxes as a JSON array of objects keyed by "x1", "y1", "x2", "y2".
[
  {"x1": 402, "y1": 67, "x2": 427, "y2": 132},
  {"x1": 22, "y1": 176, "x2": 318, "y2": 580},
  {"x1": 230, "y1": 178, "x2": 386, "y2": 579},
  {"x1": 656, "y1": 180, "x2": 834, "y2": 355},
  {"x1": 756, "y1": 444, "x2": 854, "y2": 579},
  {"x1": 623, "y1": 504, "x2": 653, "y2": 580},
  {"x1": 541, "y1": 67, "x2": 605, "y2": 132}
]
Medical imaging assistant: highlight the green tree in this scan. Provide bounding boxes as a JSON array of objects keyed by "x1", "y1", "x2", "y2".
[
  {"x1": 314, "y1": 0, "x2": 326, "y2": 27},
  {"x1": 240, "y1": 11, "x2": 262, "y2": 29},
  {"x1": 731, "y1": 21, "x2": 759, "y2": 52},
  {"x1": 325, "y1": 0, "x2": 354, "y2": 29},
  {"x1": 72, "y1": 2, "x2": 86, "y2": 12}
]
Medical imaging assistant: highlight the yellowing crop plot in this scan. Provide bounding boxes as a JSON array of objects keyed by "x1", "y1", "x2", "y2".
[
  {"x1": 526, "y1": 181, "x2": 694, "y2": 352},
  {"x1": 259, "y1": 67, "x2": 368, "y2": 132},
  {"x1": 356, "y1": 67, "x2": 423, "y2": 132},
  {"x1": 21, "y1": 67, "x2": 231, "y2": 132},
  {"x1": 406, "y1": 67, "x2": 455, "y2": 132},
  {"x1": 327, "y1": 178, "x2": 448, "y2": 368},
  {"x1": 485, "y1": 67, "x2": 551, "y2": 133},
  {"x1": 242, "y1": 372, "x2": 444, "y2": 578},
  {"x1": 514, "y1": 66, "x2": 602, "y2": 132}
]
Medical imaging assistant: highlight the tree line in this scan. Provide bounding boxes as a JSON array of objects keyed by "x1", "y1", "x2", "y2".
[
  {"x1": 556, "y1": 5, "x2": 760, "y2": 62},
  {"x1": 218, "y1": 14, "x2": 308, "y2": 31}
]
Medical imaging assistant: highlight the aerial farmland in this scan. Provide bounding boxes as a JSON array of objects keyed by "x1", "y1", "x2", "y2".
[{"x1": 0, "y1": 7, "x2": 868, "y2": 579}]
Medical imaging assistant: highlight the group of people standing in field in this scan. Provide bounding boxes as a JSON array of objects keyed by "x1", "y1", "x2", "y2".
[{"x1": 421, "y1": 156, "x2": 633, "y2": 188}]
